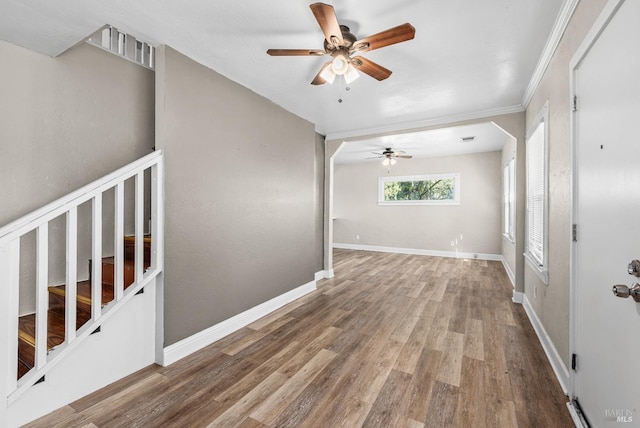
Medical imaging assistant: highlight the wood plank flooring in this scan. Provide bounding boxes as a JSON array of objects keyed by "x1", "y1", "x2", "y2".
[{"x1": 25, "y1": 249, "x2": 573, "y2": 427}]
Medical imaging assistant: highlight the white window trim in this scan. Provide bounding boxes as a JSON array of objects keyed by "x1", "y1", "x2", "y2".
[
  {"x1": 503, "y1": 158, "x2": 515, "y2": 243},
  {"x1": 378, "y1": 173, "x2": 461, "y2": 206},
  {"x1": 524, "y1": 101, "x2": 549, "y2": 285}
]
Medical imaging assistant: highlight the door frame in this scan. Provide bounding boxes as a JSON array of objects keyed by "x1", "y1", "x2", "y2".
[{"x1": 569, "y1": 0, "x2": 627, "y2": 422}]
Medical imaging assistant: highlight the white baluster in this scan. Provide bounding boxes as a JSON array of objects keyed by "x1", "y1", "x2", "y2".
[
  {"x1": 114, "y1": 183, "x2": 125, "y2": 301},
  {"x1": 92, "y1": 194, "x2": 103, "y2": 320},
  {"x1": 35, "y1": 224, "x2": 48, "y2": 369},
  {"x1": 135, "y1": 172, "x2": 144, "y2": 283},
  {"x1": 151, "y1": 157, "x2": 164, "y2": 271},
  {"x1": 65, "y1": 208, "x2": 77, "y2": 343}
]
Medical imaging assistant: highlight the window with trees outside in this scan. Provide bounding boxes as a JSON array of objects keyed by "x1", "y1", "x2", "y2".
[
  {"x1": 378, "y1": 173, "x2": 460, "y2": 205},
  {"x1": 524, "y1": 101, "x2": 549, "y2": 284}
]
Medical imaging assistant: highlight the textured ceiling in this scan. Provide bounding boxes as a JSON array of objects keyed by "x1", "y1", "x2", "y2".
[{"x1": 0, "y1": 0, "x2": 565, "y2": 138}]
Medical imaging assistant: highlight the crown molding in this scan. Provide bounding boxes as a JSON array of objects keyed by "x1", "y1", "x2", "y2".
[{"x1": 521, "y1": 0, "x2": 580, "y2": 109}]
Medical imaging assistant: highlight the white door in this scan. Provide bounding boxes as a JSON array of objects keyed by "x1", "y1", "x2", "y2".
[{"x1": 573, "y1": 0, "x2": 640, "y2": 426}]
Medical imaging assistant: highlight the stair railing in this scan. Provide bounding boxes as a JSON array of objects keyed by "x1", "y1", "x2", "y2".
[{"x1": 0, "y1": 150, "x2": 163, "y2": 407}]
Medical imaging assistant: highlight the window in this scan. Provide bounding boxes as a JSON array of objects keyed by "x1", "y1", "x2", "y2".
[
  {"x1": 378, "y1": 173, "x2": 460, "y2": 205},
  {"x1": 503, "y1": 159, "x2": 515, "y2": 241},
  {"x1": 525, "y1": 102, "x2": 548, "y2": 283}
]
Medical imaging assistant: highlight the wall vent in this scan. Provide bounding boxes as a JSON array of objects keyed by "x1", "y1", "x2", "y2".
[{"x1": 86, "y1": 25, "x2": 155, "y2": 70}]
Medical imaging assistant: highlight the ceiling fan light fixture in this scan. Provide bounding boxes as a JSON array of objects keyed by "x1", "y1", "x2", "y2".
[
  {"x1": 331, "y1": 54, "x2": 349, "y2": 75},
  {"x1": 319, "y1": 66, "x2": 336, "y2": 84},
  {"x1": 344, "y1": 64, "x2": 360, "y2": 84},
  {"x1": 382, "y1": 157, "x2": 397, "y2": 167}
]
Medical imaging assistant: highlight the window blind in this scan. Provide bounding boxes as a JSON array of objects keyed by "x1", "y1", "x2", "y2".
[{"x1": 526, "y1": 120, "x2": 545, "y2": 266}]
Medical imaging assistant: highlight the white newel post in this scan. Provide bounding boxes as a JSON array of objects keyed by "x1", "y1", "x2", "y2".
[{"x1": 0, "y1": 239, "x2": 20, "y2": 424}]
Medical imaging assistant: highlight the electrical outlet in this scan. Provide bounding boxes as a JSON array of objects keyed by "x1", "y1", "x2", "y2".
[{"x1": 356, "y1": 234, "x2": 360, "y2": 240}]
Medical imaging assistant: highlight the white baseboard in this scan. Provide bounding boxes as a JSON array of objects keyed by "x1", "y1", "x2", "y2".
[
  {"x1": 512, "y1": 291, "x2": 524, "y2": 304},
  {"x1": 314, "y1": 270, "x2": 334, "y2": 281},
  {"x1": 333, "y1": 243, "x2": 503, "y2": 261},
  {"x1": 522, "y1": 294, "x2": 570, "y2": 394},
  {"x1": 502, "y1": 259, "x2": 516, "y2": 288},
  {"x1": 567, "y1": 401, "x2": 588, "y2": 427},
  {"x1": 162, "y1": 279, "x2": 317, "y2": 366}
]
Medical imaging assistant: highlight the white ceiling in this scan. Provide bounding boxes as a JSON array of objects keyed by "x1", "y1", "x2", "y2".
[
  {"x1": 334, "y1": 122, "x2": 513, "y2": 164},
  {"x1": 0, "y1": 0, "x2": 565, "y2": 138}
]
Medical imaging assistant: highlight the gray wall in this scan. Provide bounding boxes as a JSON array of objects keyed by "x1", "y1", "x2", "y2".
[
  {"x1": 0, "y1": 41, "x2": 155, "y2": 314},
  {"x1": 333, "y1": 151, "x2": 502, "y2": 255},
  {"x1": 325, "y1": 112, "x2": 525, "y2": 280},
  {"x1": 524, "y1": 0, "x2": 608, "y2": 367},
  {"x1": 155, "y1": 46, "x2": 318, "y2": 346}
]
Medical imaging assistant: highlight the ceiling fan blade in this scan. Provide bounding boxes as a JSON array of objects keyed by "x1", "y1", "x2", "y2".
[
  {"x1": 267, "y1": 49, "x2": 325, "y2": 56},
  {"x1": 395, "y1": 155, "x2": 413, "y2": 159},
  {"x1": 311, "y1": 61, "x2": 333, "y2": 85},
  {"x1": 366, "y1": 156, "x2": 384, "y2": 159},
  {"x1": 310, "y1": 3, "x2": 344, "y2": 47},
  {"x1": 351, "y1": 56, "x2": 392, "y2": 81},
  {"x1": 353, "y1": 23, "x2": 416, "y2": 53}
]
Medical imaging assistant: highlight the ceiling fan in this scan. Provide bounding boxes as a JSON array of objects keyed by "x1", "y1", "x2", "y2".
[
  {"x1": 369, "y1": 147, "x2": 413, "y2": 166},
  {"x1": 267, "y1": 3, "x2": 415, "y2": 85}
]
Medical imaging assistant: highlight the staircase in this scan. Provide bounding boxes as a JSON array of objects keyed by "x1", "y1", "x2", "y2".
[
  {"x1": 16, "y1": 236, "x2": 151, "y2": 380},
  {"x1": 0, "y1": 151, "x2": 164, "y2": 427}
]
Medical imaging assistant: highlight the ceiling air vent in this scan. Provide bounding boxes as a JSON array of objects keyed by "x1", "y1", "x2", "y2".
[
  {"x1": 86, "y1": 25, "x2": 155, "y2": 70},
  {"x1": 461, "y1": 136, "x2": 476, "y2": 143}
]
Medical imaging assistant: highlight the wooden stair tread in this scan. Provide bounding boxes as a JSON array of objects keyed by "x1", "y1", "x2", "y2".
[
  {"x1": 17, "y1": 307, "x2": 92, "y2": 378},
  {"x1": 17, "y1": 235, "x2": 151, "y2": 380},
  {"x1": 17, "y1": 358, "x2": 32, "y2": 379},
  {"x1": 101, "y1": 256, "x2": 134, "y2": 265},
  {"x1": 19, "y1": 311, "x2": 67, "y2": 351},
  {"x1": 49, "y1": 280, "x2": 115, "y2": 307},
  {"x1": 124, "y1": 234, "x2": 151, "y2": 243}
]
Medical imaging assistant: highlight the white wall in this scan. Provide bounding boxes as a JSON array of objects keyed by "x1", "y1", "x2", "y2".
[{"x1": 333, "y1": 151, "x2": 502, "y2": 256}]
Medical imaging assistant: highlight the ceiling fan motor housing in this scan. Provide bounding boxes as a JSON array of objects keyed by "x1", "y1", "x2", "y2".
[{"x1": 324, "y1": 25, "x2": 357, "y2": 52}]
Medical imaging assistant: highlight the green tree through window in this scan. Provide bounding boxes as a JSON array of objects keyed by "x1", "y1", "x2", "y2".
[
  {"x1": 378, "y1": 173, "x2": 460, "y2": 205},
  {"x1": 384, "y1": 178, "x2": 455, "y2": 201}
]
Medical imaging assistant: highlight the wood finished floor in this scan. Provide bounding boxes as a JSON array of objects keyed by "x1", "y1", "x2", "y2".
[{"x1": 26, "y1": 249, "x2": 573, "y2": 427}]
